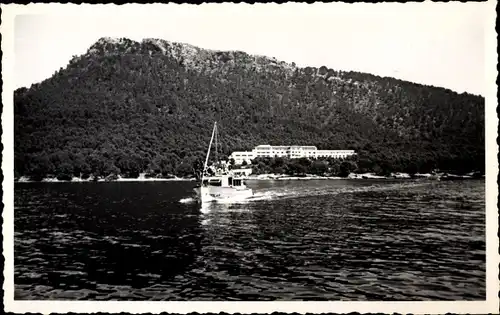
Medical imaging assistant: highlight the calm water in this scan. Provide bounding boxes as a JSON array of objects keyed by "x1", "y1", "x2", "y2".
[{"x1": 14, "y1": 179, "x2": 485, "y2": 300}]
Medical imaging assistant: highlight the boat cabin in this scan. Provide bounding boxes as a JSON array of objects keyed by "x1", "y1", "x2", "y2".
[{"x1": 202, "y1": 176, "x2": 244, "y2": 188}]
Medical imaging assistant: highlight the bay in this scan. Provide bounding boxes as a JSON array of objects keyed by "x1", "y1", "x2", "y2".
[{"x1": 14, "y1": 179, "x2": 485, "y2": 300}]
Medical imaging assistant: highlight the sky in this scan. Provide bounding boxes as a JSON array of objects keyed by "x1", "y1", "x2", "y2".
[{"x1": 12, "y1": 2, "x2": 488, "y2": 95}]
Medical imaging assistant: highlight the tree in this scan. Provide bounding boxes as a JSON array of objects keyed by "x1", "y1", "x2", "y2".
[
  {"x1": 328, "y1": 159, "x2": 341, "y2": 176},
  {"x1": 192, "y1": 156, "x2": 204, "y2": 178},
  {"x1": 27, "y1": 154, "x2": 54, "y2": 181},
  {"x1": 229, "y1": 158, "x2": 236, "y2": 170},
  {"x1": 175, "y1": 160, "x2": 194, "y2": 178},
  {"x1": 339, "y1": 160, "x2": 357, "y2": 177},
  {"x1": 56, "y1": 162, "x2": 74, "y2": 180},
  {"x1": 310, "y1": 160, "x2": 328, "y2": 175},
  {"x1": 286, "y1": 160, "x2": 307, "y2": 175}
]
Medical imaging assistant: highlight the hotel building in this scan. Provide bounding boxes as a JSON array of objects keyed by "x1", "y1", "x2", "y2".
[{"x1": 229, "y1": 145, "x2": 356, "y2": 165}]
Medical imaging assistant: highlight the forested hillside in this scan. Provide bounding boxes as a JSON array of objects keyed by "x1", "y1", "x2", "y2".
[{"x1": 14, "y1": 37, "x2": 485, "y2": 180}]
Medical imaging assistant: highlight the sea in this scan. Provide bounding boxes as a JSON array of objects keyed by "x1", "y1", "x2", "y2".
[{"x1": 14, "y1": 179, "x2": 485, "y2": 300}]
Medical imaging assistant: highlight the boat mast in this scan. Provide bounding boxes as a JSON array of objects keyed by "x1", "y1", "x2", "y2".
[
  {"x1": 215, "y1": 123, "x2": 218, "y2": 164},
  {"x1": 202, "y1": 122, "x2": 217, "y2": 183}
]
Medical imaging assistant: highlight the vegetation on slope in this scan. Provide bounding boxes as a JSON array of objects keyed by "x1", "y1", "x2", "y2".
[
  {"x1": 244, "y1": 156, "x2": 358, "y2": 178},
  {"x1": 14, "y1": 37, "x2": 485, "y2": 180}
]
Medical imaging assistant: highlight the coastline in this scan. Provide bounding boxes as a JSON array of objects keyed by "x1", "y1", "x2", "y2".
[
  {"x1": 14, "y1": 172, "x2": 481, "y2": 184},
  {"x1": 246, "y1": 172, "x2": 411, "y2": 181},
  {"x1": 15, "y1": 175, "x2": 197, "y2": 184}
]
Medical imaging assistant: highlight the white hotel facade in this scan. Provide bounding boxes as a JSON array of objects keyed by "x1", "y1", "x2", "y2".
[{"x1": 229, "y1": 145, "x2": 356, "y2": 165}]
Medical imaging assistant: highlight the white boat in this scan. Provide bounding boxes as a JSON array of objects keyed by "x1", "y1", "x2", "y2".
[{"x1": 194, "y1": 122, "x2": 253, "y2": 203}]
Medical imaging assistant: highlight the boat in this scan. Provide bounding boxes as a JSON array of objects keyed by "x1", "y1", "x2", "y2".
[{"x1": 194, "y1": 122, "x2": 253, "y2": 203}]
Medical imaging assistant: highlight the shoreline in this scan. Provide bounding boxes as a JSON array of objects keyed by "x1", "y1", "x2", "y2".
[
  {"x1": 15, "y1": 175, "x2": 197, "y2": 184},
  {"x1": 14, "y1": 172, "x2": 482, "y2": 184}
]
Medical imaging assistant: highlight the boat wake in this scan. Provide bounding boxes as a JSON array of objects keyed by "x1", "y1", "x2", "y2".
[
  {"x1": 187, "y1": 181, "x2": 432, "y2": 208},
  {"x1": 244, "y1": 181, "x2": 433, "y2": 203},
  {"x1": 179, "y1": 197, "x2": 196, "y2": 204}
]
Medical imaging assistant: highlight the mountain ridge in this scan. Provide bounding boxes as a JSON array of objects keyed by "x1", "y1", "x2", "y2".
[
  {"x1": 14, "y1": 36, "x2": 485, "y2": 179},
  {"x1": 76, "y1": 37, "x2": 481, "y2": 97}
]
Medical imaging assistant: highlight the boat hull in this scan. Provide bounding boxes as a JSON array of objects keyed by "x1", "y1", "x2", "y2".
[{"x1": 194, "y1": 186, "x2": 253, "y2": 203}]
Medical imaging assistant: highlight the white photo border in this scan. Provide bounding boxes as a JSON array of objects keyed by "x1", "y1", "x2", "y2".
[{"x1": 1, "y1": 2, "x2": 498, "y2": 314}]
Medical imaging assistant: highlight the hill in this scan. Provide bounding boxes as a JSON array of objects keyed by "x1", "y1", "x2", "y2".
[{"x1": 14, "y1": 37, "x2": 485, "y2": 180}]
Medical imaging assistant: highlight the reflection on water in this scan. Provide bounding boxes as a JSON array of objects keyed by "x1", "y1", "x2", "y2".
[{"x1": 14, "y1": 179, "x2": 485, "y2": 300}]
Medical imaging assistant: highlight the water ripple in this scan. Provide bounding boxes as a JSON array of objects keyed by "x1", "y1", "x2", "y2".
[{"x1": 14, "y1": 179, "x2": 485, "y2": 300}]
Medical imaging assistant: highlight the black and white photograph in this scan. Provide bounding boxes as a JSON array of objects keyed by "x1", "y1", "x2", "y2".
[{"x1": 1, "y1": 2, "x2": 498, "y2": 314}]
